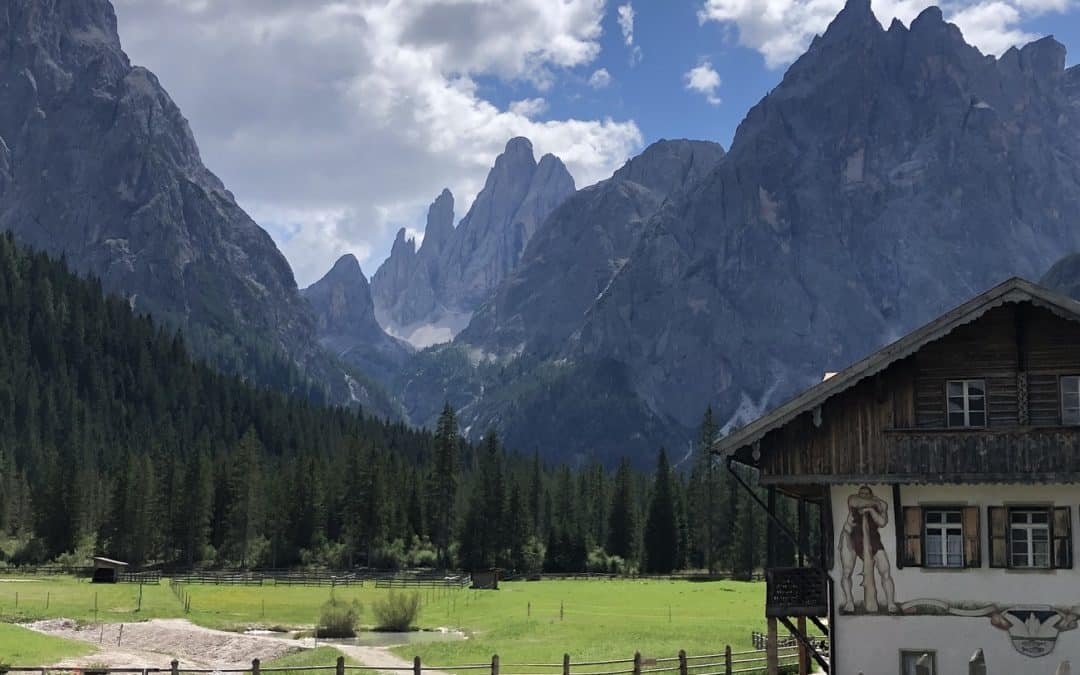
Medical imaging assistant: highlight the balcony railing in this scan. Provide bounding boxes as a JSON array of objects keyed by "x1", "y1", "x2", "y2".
[{"x1": 765, "y1": 566, "x2": 828, "y2": 618}]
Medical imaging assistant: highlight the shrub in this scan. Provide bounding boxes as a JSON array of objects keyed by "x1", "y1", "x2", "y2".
[
  {"x1": 372, "y1": 591, "x2": 421, "y2": 631},
  {"x1": 317, "y1": 595, "x2": 362, "y2": 638}
]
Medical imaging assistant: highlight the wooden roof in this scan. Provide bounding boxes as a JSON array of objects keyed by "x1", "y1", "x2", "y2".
[{"x1": 713, "y1": 277, "x2": 1080, "y2": 461}]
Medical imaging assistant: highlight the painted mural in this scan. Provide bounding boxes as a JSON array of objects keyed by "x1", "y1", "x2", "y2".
[
  {"x1": 838, "y1": 485, "x2": 899, "y2": 613},
  {"x1": 899, "y1": 600, "x2": 1079, "y2": 658},
  {"x1": 834, "y1": 486, "x2": 1077, "y2": 659}
]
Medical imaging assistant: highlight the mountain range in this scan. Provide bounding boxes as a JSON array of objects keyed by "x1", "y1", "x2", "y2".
[{"x1": 9, "y1": 0, "x2": 1080, "y2": 465}]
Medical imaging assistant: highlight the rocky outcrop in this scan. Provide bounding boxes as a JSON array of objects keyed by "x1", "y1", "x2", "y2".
[
  {"x1": 304, "y1": 254, "x2": 412, "y2": 386},
  {"x1": 371, "y1": 138, "x2": 575, "y2": 347},
  {"x1": 458, "y1": 139, "x2": 725, "y2": 359},
  {"x1": 572, "y1": 0, "x2": 1080, "y2": 440},
  {"x1": 0, "y1": 0, "x2": 395, "y2": 413}
]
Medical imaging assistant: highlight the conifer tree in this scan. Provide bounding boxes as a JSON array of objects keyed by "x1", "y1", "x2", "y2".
[
  {"x1": 607, "y1": 458, "x2": 637, "y2": 562},
  {"x1": 643, "y1": 449, "x2": 679, "y2": 573}
]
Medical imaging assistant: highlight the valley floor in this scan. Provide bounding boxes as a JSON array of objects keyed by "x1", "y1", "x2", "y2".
[{"x1": 0, "y1": 578, "x2": 770, "y2": 669}]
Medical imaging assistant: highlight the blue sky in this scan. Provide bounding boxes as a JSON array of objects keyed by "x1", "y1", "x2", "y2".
[{"x1": 113, "y1": 0, "x2": 1080, "y2": 286}]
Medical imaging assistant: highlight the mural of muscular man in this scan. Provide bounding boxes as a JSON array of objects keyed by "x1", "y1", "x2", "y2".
[{"x1": 839, "y1": 486, "x2": 898, "y2": 613}]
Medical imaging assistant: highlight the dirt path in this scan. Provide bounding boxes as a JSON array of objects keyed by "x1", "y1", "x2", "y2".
[
  {"x1": 330, "y1": 643, "x2": 453, "y2": 675},
  {"x1": 28, "y1": 618, "x2": 302, "y2": 669}
]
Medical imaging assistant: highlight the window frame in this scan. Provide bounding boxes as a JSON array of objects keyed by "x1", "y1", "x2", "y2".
[
  {"x1": 1061, "y1": 375, "x2": 1080, "y2": 426},
  {"x1": 923, "y1": 507, "x2": 965, "y2": 569},
  {"x1": 946, "y1": 378, "x2": 987, "y2": 428},
  {"x1": 899, "y1": 650, "x2": 936, "y2": 675},
  {"x1": 1008, "y1": 507, "x2": 1052, "y2": 570}
]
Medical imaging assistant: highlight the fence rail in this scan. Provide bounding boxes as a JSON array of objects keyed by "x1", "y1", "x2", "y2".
[{"x1": 7, "y1": 646, "x2": 805, "y2": 675}]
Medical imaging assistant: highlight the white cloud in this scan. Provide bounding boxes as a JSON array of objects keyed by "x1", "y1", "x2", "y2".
[
  {"x1": 697, "y1": 0, "x2": 1068, "y2": 68},
  {"x1": 617, "y1": 3, "x2": 644, "y2": 64},
  {"x1": 618, "y1": 3, "x2": 636, "y2": 44},
  {"x1": 588, "y1": 67, "x2": 613, "y2": 88},
  {"x1": 509, "y1": 98, "x2": 549, "y2": 117},
  {"x1": 684, "y1": 61, "x2": 723, "y2": 105},
  {"x1": 113, "y1": 0, "x2": 641, "y2": 286}
]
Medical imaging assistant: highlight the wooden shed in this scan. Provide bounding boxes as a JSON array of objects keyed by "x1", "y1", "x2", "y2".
[
  {"x1": 471, "y1": 569, "x2": 499, "y2": 590},
  {"x1": 92, "y1": 556, "x2": 128, "y2": 583}
]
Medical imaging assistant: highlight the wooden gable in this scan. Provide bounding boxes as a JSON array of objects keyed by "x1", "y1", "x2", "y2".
[{"x1": 716, "y1": 279, "x2": 1080, "y2": 486}]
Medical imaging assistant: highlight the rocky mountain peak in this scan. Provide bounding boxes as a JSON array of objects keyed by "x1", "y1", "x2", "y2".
[
  {"x1": 370, "y1": 136, "x2": 574, "y2": 346},
  {"x1": 421, "y1": 188, "x2": 455, "y2": 253},
  {"x1": 612, "y1": 139, "x2": 726, "y2": 199}
]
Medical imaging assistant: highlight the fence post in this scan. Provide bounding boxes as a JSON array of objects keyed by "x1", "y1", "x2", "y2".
[
  {"x1": 678, "y1": 650, "x2": 687, "y2": 675},
  {"x1": 337, "y1": 656, "x2": 346, "y2": 675},
  {"x1": 724, "y1": 645, "x2": 732, "y2": 675},
  {"x1": 1058, "y1": 662, "x2": 1072, "y2": 675},
  {"x1": 797, "y1": 616, "x2": 808, "y2": 675},
  {"x1": 633, "y1": 652, "x2": 642, "y2": 675},
  {"x1": 171, "y1": 660, "x2": 179, "y2": 675},
  {"x1": 915, "y1": 654, "x2": 932, "y2": 675},
  {"x1": 414, "y1": 656, "x2": 422, "y2": 675},
  {"x1": 968, "y1": 649, "x2": 985, "y2": 675},
  {"x1": 491, "y1": 654, "x2": 500, "y2": 675},
  {"x1": 563, "y1": 653, "x2": 571, "y2": 675},
  {"x1": 766, "y1": 616, "x2": 779, "y2": 675},
  {"x1": 252, "y1": 658, "x2": 260, "y2": 675}
]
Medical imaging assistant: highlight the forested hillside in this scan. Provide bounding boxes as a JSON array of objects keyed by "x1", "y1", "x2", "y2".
[{"x1": 0, "y1": 235, "x2": 793, "y2": 572}]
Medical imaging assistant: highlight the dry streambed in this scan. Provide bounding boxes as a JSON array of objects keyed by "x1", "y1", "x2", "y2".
[{"x1": 27, "y1": 618, "x2": 301, "y2": 669}]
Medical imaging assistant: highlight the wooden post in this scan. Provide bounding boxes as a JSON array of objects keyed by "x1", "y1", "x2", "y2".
[
  {"x1": 968, "y1": 649, "x2": 985, "y2": 675},
  {"x1": 766, "y1": 487, "x2": 777, "y2": 567},
  {"x1": 797, "y1": 498, "x2": 808, "y2": 567},
  {"x1": 252, "y1": 658, "x2": 261, "y2": 675},
  {"x1": 117, "y1": 623, "x2": 124, "y2": 646},
  {"x1": 766, "y1": 616, "x2": 779, "y2": 675},
  {"x1": 563, "y1": 653, "x2": 570, "y2": 675},
  {"x1": 414, "y1": 656, "x2": 422, "y2": 675},
  {"x1": 171, "y1": 660, "x2": 179, "y2": 675},
  {"x1": 337, "y1": 656, "x2": 346, "y2": 675},
  {"x1": 914, "y1": 654, "x2": 932, "y2": 675},
  {"x1": 633, "y1": 652, "x2": 642, "y2": 675},
  {"x1": 797, "y1": 616, "x2": 809, "y2": 675},
  {"x1": 491, "y1": 654, "x2": 500, "y2": 675},
  {"x1": 724, "y1": 645, "x2": 732, "y2": 675},
  {"x1": 678, "y1": 650, "x2": 687, "y2": 675},
  {"x1": 560, "y1": 600, "x2": 565, "y2": 621}
]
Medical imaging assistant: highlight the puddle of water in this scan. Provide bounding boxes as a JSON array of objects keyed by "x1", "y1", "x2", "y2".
[{"x1": 321, "y1": 629, "x2": 466, "y2": 647}]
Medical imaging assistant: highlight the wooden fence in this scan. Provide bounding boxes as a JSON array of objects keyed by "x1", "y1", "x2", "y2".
[
  {"x1": 6, "y1": 647, "x2": 802, "y2": 675},
  {"x1": 893, "y1": 648, "x2": 1072, "y2": 675}
]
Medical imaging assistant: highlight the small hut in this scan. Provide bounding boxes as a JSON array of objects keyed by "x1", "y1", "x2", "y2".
[
  {"x1": 92, "y1": 556, "x2": 128, "y2": 583},
  {"x1": 471, "y1": 569, "x2": 499, "y2": 590}
]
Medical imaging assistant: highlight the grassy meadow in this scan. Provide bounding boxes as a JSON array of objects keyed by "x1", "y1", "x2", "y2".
[
  {"x1": 0, "y1": 577, "x2": 771, "y2": 667},
  {"x1": 0, "y1": 622, "x2": 96, "y2": 665}
]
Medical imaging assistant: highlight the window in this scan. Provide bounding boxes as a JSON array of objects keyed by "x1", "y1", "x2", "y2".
[
  {"x1": 924, "y1": 509, "x2": 964, "y2": 568},
  {"x1": 899, "y1": 506, "x2": 979, "y2": 568},
  {"x1": 1062, "y1": 376, "x2": 1080, "y2": 425},
  {"x1": 947, "y1": 379, "x2": 986, "y2": 427},
  {"x1": 1010, "y1": 508, "x2": 1051, "y2": 569},
  {"x1": 900, "y1": 650, "x2": 935, "y2": 675},
  {"x1": 989, "y1": 506, "x2": 1072, "y2": 570}
]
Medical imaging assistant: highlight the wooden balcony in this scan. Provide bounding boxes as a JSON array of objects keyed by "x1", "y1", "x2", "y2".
[
  {"x1": 878, "y1": 426, "x2": 1080, "y2": 482},
  {"x1": 765, "y1": 567, "x2": 828, "y2": 618}
]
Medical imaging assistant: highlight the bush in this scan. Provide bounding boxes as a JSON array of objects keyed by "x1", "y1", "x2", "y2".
[
  {"x1": 317, "y1": 595, "x2": 362, "y2": 638},
  {"x1": 372, "y1": 591, "x2": 421, "y2": 631}
]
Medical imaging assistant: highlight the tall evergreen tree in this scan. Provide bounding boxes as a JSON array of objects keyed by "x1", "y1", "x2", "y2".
[
  {"x1": 643, "y1": 449, "x2": 679, "y2": 573},
  {"x1": 431, "y1": 404, "x2": 460, "y2": 566},
  {"x1": 607, "y1": 459, "x2": 637, "y2": 562}
]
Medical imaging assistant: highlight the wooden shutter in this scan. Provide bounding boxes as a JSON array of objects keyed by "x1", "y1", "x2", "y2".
[
  {"x1": 1053, "y1": 507, "x2": 1073, "y2": 569},
  {"x1": 963, "y1": 506, "x2": 981, "y2": 568},
  {"x1": 988, "y1": 506, "x2": 1008, "y2": 568},
  {"x1": 901, "y1": 506, "x2": 923, "y2": 567}
]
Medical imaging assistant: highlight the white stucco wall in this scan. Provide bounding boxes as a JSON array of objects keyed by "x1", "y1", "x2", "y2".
[{"x1": 830, "y1": 483, "x2": 1080, "y2": 674}]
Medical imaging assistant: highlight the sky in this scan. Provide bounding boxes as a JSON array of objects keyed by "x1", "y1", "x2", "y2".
[{"x1": 112, "y1": 0, "x2": 1079, "y2": 288}]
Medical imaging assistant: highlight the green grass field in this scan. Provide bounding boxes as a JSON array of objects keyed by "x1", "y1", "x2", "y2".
[
  {"x1": 0, "y1": 622, "x2": 96, "y2": 665},
  {"x1": 0, "y1": 577, "x2": 774, "y2": 668}
]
